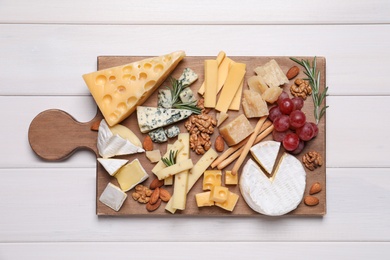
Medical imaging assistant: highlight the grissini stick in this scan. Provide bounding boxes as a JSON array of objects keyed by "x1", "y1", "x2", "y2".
[
  {"x1": 231, "y1": 116, "x2": 267, "y2": 175},
  {"x1": 217, "y1": 124, "x2": 274, "y2": 170},
  {"x1": 211, "y1": 120, "x2": 272, "y2": 168}
]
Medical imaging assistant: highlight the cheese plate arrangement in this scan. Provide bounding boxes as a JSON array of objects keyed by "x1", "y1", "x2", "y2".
[{"x1": 28, "y1": 51, "x2": 327, "y2": 217}]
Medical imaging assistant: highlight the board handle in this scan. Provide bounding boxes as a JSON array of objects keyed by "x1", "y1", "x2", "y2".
[{"x1": 28, "y1": 109, "x2": 102, "y2": 161}]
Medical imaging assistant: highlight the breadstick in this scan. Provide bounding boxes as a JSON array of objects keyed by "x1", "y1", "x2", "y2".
[
  {"x1": 217, "y1": 124, "x2": 274, "y2": 170},
  {"x1": 210, "y1": 120, "x2": 272, "y2": 168}
]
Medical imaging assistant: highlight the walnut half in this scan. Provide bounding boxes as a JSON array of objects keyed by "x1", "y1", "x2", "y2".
[
  {"x1": 290, "y1": 78, "x2": 312, "y2": 100},
  {"x1": 302, "y1": 151, "x2": 323, "y2": 171},
  {"x1": 132, "y1": 185, "x2": 153, "y2": 204}
]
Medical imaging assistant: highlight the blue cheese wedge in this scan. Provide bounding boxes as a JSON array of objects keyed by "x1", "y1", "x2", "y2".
[
  {"x1": 178, "y1": 68, "x2": 198, "y2": 86},
  {"x1": 179, "y1": 87, "x2": 197, "y2": 104},
  {"x1": 165, "y1": 125, "x2": 180, "y2": 138},
  {"x1": 99, "y1": 182, "x2": 127, "y2": 211},
  {"x1": 148, "y1": 127, "x2": 168, "y2": 143},
  {"x1": 97, "y1": 119, "x2": 145, "y2": 158},
  {"x1": 137, "y1": 106, "x2": 192, "y2": 133},
  {"x1": 240, "y1": 155, "x2": 306, "y2": 216},
  {"x1": 97, "y1": 158, "x2": 128, "y2": 176},
  {"x1": 157, "y1": 89, "x2": 172, "y2": 108}
]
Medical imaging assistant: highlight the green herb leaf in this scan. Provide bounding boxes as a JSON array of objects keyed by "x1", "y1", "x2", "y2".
[
  {"x1": 161, "y1": 150, "x2": 178, "y2": 167},
  {"x1": 166, "y1": 77, "x2": 200, "y2": 113}
]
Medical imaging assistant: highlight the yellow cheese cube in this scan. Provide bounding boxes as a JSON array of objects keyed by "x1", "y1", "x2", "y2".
[
  {"x1": 204, "y1": 60, "x2": 218, "y2": 108},
  {"x1": 202, "y1": 170, "x2": 222, "y2": 190},
  {"x1": 215, "y1": 191, "x2": 239, "y2": 212},
  {"x1": 83, "y1": 51, "x2": 185, "y2": 126},
  {"x1": 219, "y1": 114, "x2": 254, "y2": 146},
  {"x1": 209, "y1": 186, "x2": 229, "y2": 203},
  {"x1": 195, "y1": 191, "x2": 215, "y2": 207},
  {"x1": 242, "y1": 89, "x2": 269, "y2": 118},
  {"x1": 225, "y1": 170, "x2": 238, "y2": 185}
]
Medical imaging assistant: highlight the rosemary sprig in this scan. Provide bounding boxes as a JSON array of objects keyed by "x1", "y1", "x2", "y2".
[
  {"x1": 166, "y1": 77, "x2": 201, "y2": 114},
  {"x1": 290, "y1": 57, "x2": 329, "y2": 125},
  {"x1": 161, "y1": 150, "x2": 178, "y2": 167}
]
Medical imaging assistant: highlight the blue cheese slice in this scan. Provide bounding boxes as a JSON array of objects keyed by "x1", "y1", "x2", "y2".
[
  {"x1": 179, "y1": 87, "x2": 197, "y2": 104},
  {"x1": 165, "y1": 125, "x2": 180, "y2": 138},
  {"x1": 137, "y1": 106, "x2": 192, "y2": 133},
  {"x1": 99, "y1": 182, "x2": 127, "y2": 211},
  {"x1": 157, "y1": 89, "x2": 172, "y2": 108},
  {"x1": 178, "y1": 68, "x2": 198, "y2": 86},
  {"x1": 148, "y1": 127, "x2": 168, "y2": 143}
]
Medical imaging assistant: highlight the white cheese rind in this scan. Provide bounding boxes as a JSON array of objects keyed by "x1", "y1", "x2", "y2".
[
  {"x1": 97, "y1": 120, "x2": 145, "y2": 158},
  {"x1": 240, "y1": 155, "x2": 306, "y2": 216},
  {"x1": 250, "y1": 141, "x2": 280, "y2": 174},
  {"x1": 137, "y1": 106, "x2": 192, "y2": 133},
  {"x1": 99, "y1": 183, "x2": 127, "y2": 211},
  {"x1": 97, "y1": 158, "x2": 128, "y2": 176}
]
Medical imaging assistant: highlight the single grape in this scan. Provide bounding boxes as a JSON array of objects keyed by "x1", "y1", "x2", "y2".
[
  {"x1": 310, "y1": 122, "x2": 319, "y2": 137},
  {"x1": 296, "y1": 122, "x2": 315, "y2": 141},
  {"x1": 291, "y1": 97, "x2": 304, "y2": 111},
  {"x1": 272, "y1": 129, "x2": 292, "y2": 142},
  {"x1": 291, "y1": 140, "x2": 305, "y2": 155},
  {"x1": 273, "y1": 115, "x2": 290, "y2": 132},
  {"x1": 279, "y1": 98, "x2": 294, "y2": 115},
  {"x1": 269, "y1": 106, "x2": 282, "y2": 122},
  {"x1": 290, "y1": 110, "x2": 306, "y2": 128},
  {"x1": 277, "y1": 91, "x2": 289, "y2": 106},
  {"x1": 283, "y1": 133, "x2": 300, "y2": 151}
]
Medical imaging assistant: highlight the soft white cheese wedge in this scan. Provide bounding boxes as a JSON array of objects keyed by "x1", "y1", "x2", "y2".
[
  {"x1": 99, "y1": 182, "x2": 127, "y2": 211},
  {"x1": 97, "y1": 119, "x2": 144, "y2": 158},
  {"x1": 114, "y1": 158, "x2": 149, "y2": 192},
  {"x1": 97, "y1": 158, "x2": 128, "y2": 176},
  {"x1": 250, "y1": 140, "x2": 280, "y2": 174},
  {"x1": 240, "y1": 154, "x2": 306, "y2": 216}
]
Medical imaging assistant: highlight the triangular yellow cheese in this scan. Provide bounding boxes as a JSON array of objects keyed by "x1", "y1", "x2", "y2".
[{"x1": 83, "y1": 51, "x2": 186, "y2": 126}]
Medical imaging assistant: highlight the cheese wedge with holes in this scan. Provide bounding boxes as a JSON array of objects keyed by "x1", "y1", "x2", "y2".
[
  {"x1": 240, "y1": 155, "x2": 306, "y2": 216},
  {"x1": 83, "y1": 51, "x2": 185, "y2": 126},
  {"x1": 250, "y1": 141, "x2": 280, "y2": 174}
]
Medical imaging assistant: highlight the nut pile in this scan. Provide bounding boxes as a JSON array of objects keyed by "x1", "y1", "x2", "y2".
[
  {"x1": 290, "y1": 78, "x2": 312, "y2": 100},
  {"x1": 302, "y1": 151, "x2": 323, "y2": 171},
  {"x1": 132, "y1": 179, "x2": 171, "y2": 212}
]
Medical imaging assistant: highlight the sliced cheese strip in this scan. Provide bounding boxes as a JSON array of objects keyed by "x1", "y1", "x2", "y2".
[
  {"x1": 250, "y1": 140, "x2": 280, "y2": 174},
  {"x1": 83, "y1": 51, "x2": 185, "y2": 126},
  {"x1": 228, "y1": 77, "x2": 244, "y2": 111},
  {"x1": 99, "y1": 183, "x2": 127, "y2": 212},
  {"x1": 151, "y1": 139, "x2": 184, "y2": 175},
  {"x1": 155, "y1": 158, "x2": 193, "y2": 180},
  {"x1": 97, "y1": 158, "x2": 128, "y2": 176},
  {"x1": 97, "y1": 119, "x2": 144, "y2": 158},
  {"x1": 114, "y1": 159, "x2": 149, "y2": 192},
  {"x1": 240, "y1": 156, "x2": 306, "y2": 216},
  {"x1": 198, "y1": 51, "x2": 226, "y2": 95},
  {"x1": 203, "y1": 59, "x2": 218, "y2": 108}
]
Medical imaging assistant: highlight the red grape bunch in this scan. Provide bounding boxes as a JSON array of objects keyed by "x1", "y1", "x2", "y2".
[{"x1": 269, "y1": 91, "x2": 318, "y2": 154}]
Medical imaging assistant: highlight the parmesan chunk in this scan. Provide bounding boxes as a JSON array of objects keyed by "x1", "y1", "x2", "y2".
[
  {"x1": 219, "y1": 114, "x2": 254, "y2": 146},
  {"x1": 242, "y1": 90, "x2": 269, "y2": 118}
]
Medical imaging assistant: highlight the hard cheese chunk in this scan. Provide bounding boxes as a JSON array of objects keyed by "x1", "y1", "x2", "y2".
[
  {"x1": 137, "y1": 106, "x2": 192, "y2": 133},
  {"x1": 114, "y1": 159, "x2": 148, "y2": 192},
  {"x1": 83, "y1": 51, "x2": 185, "y2": 126},
  {"x1": 99, "y1": 183, "x2": 127, "y2": 212},
  {"x1": 247, "y1": 75, "x2": 268, "y2": 94},
  {"x1": 215, "y1": 191, "x2": 239, "y2": 211},
  {"x1": 254, "y1": 59, "x2": 289, "y2": 88},
  {"x1": 145, "y1": 150, "x2": 161, "y2": 163},
  {"x1": 203, "y1": 170, "x2": 222, "y2": 190},
  {"x1": 242, "y1": 89, "x2": 269, "y2": 118},
  {"x1": 219, "y1": 114, "x2": 254, "y2": 146}
]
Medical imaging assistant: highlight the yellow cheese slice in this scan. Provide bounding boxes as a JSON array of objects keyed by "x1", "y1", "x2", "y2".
[
  {"x1": 228, "y1": 77, "x2": 244, "y2": 111},
  {"x1": 114, "y1": 159, "x2": 148, "y2": 192},
  {"x1": 215, "y1": 191, "x2": 239, "y2": 211},
  {"x1": 164, "y1": 144, "x2": 174, "y2": 185},
  {"x1": 203, "y1": 60, "x2": 218, "y2": 108},
  {"x1": 198, "y1": 51, "x2": 226, "y2": 95},
  {"x1": 215, "y1": 63, "x2": 246, "y2": 113},
  {"x1": 155, "y1": 159, "x2": 193, "y2": 180},
  {"x1": 217, "y1": 57, "x2": 233, "y2": 93},
  {"x1": 83, "y1": 51, "x2": 185, "y2": 126},
  {"x1": 151, "y1": 139, "x2": 184, "y2": 175}
]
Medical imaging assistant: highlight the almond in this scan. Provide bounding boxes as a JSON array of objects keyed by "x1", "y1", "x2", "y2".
[
  {"x1": 146, "y1": 198, "x2": 161, "y2": 212},
  {"x1": 214, "y1": 135, "x2": 225, "y2": 152},
  {"x1": 149, "y1": 178, "x2": 164, "y2": 189},
  {"x1": 90, "y1": 120, "x2": 101, "y2": 131},
  {"x1": 304, "y1": 196, "x2": 319, "y2": 206},
  {"x1": 309, "y1": 182, "x2": 322, "y2": 195},
  {"x1": 149, "y1": 187, "x2": 160, "y2": 205},
  {"x1": 159, "y1": 188, "x2": 171, "y2": 202},
  {"x1": 143, "y1": 135, "x2": 153, "y2": 151},
  {"x1": 286, "y1": 66, "x2": 299, "y2": 80}
]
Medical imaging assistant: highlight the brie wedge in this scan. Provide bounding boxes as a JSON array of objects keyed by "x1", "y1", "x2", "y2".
[
  {"x1": 97, "y1": 119, "x2": 144, "y2": 158},
  {"x1": 240, "y1": 154, "x2": 306, "y2": 216},
  {"x1": 250, "y1": 140, "x2": 280, "y2": 174},
  {"x1": 99, "y1": 182, "x2": 127, "y2": 211},
  {"x1": 97, "y1": 158, "x2": 128, "y2": 176},
  {"x1": 114, "y1": 158, "x2": 149, "y2": 192}
]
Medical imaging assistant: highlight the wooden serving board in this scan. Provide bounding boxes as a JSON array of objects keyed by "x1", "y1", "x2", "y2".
[{"x1": 29, "y1": 55, "x2": 326, "y2": 217}]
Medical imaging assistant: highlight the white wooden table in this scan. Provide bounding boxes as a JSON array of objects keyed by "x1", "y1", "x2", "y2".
[{"x1": 1, "y1": 1, "x2": 390, "y2": 258}]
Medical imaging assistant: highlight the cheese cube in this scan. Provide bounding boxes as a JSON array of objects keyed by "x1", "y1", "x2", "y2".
[
  {"x1": 99, "y1": 183, "x2": 127, "y2": 211},
  {"x1": 242, "y1": 89, "x2": 269, "y2": 118},
  {"x1": 195, "y1": 191, "x2": 214, "y2": 207},
  {"x1": 225, "y1": 170, "x2": 238, "y2": 185},
  {"x1": 145, "y1": 150, "x2": 161, "y2": 163},
  {"x1": 215, "y1": 191, "x2": 239, "y2": 212},
  {"x1": 219, "y1": 114, "x2": 254, "y2": 146},
  {"x1": 203, "y1": 170, "x2": 222, "y2": 190},
  {"x1": 114, "y1": 159, "x2": 149, "y2": 191},
  {"x1": 210, "y1": 186, "x2": 229, "y2": 203}
]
